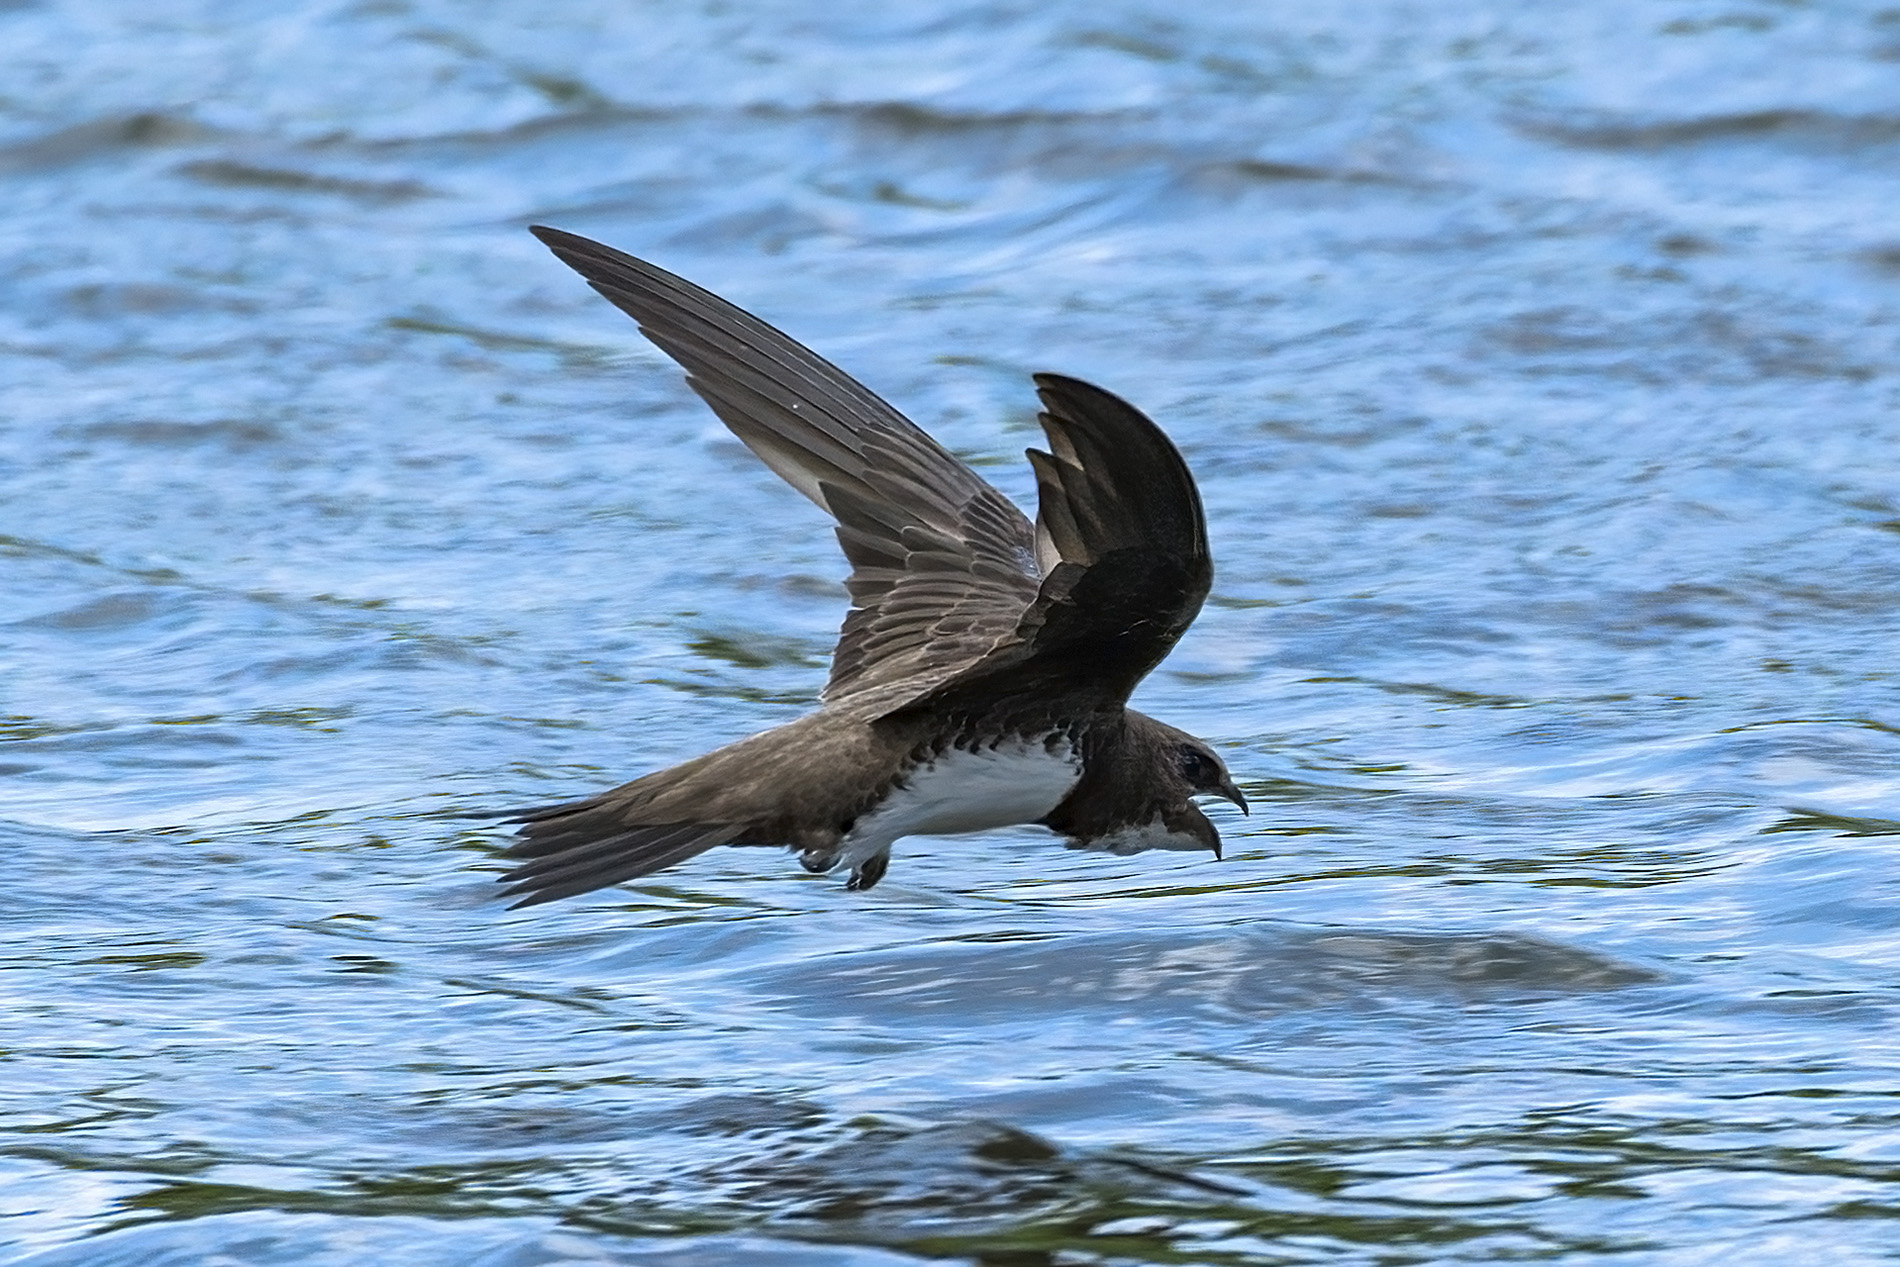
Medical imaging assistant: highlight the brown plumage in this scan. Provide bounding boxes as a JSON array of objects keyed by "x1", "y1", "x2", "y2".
[{"x1": 494, "y1": 227, "x2": 1246, "y2": 907}]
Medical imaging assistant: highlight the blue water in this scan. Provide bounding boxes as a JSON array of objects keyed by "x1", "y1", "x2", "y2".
[{"x1": 6, "y1": 2, "x2": 1900, "y2": 1263}]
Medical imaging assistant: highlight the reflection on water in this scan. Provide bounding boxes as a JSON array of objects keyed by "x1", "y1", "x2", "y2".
[
  {"x1": 6, "y1": 1, "x2": 1900, "y2": 1263},
  {"x1": 764, "y1": 928, "x2": 1661, "y2": 1022}
]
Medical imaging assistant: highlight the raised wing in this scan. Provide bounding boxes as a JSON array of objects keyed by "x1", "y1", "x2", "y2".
[
  {"x1": 530, "y1": 227, "x2": 1041, "y2": 704},
  {"x1": 886, "y1": 373, "x2": 1213, "y2": 716}
]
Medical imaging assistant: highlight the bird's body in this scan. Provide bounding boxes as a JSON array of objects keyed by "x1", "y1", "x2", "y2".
[{"x1": 496, "y1": 228, "x2": 1246, "y2": 907}]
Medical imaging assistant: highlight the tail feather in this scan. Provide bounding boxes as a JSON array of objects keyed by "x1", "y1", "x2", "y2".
[
  {"x1": 501, "y1": 799, "x2": 623, "y2": 860},
  {"x1": 510, "y1": 795, "x2": 610, "y2": 824},
  {"x1": 500, "y1": 821, "x2": 739, "y2": 908}
]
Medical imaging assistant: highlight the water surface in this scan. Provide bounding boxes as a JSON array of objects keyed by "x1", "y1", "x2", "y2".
[{"x1": 5, "y1": 2, "x2": 1900, "y2": 1263}]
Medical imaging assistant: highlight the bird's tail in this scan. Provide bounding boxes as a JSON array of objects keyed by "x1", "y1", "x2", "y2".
[{"x1": 498, "y1": 800, "x2": 740, "y2": 907}]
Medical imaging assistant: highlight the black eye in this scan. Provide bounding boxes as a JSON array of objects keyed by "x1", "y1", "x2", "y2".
[{"x1": 1178, "y1": 748, "x2": 1214, "y2": 783}]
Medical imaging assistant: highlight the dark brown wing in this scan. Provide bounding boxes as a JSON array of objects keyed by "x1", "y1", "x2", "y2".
[
  {"x1": 885, "y1": 373, "x2": 1212, "y2": 716},
  {"x1": 530, "y1": 226, "x2": 1041, "y2": 704}
]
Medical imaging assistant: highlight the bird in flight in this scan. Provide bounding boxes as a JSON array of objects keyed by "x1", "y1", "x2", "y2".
[{"x1": 498, "y1": 227, "x2": 1246, "y2": 907}]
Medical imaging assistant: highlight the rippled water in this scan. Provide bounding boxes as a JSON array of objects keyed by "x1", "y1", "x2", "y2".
[{"x1": 6, "y1": 2, "x2": 1900, "y2": 1263}]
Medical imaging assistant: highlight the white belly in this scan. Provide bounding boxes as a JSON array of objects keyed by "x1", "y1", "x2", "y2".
[{"x1": 843, "y1": 738, "x2": 1081, "y2": 862}]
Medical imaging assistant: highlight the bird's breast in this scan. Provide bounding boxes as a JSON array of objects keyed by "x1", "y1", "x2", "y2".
[{"x1": 846, "y1": 734, "x2": 1082, "y2": 849}]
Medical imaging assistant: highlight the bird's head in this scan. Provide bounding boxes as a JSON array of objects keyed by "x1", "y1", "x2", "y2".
[
  {"x1": 1106, "y1": 712, "x2": 1248, "y2": 859},
  {"x1": 1171, "y1": 736, "x2": 1249, "y2": 819}
]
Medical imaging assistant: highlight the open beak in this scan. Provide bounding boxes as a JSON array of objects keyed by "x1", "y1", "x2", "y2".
[{"x1": 1216, "y1": 778, "x2": 1249, "y2": 816}]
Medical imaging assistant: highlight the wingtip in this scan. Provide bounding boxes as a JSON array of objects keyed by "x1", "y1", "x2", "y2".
[
  {"x1": 528, "y1": 224, "x2": 621, "y2": 268},
  {"x1": 1029, "y1": 373, "x2": 1088, "y2": 424},
  {"x1": 1029, "y1": 371, "x2": 1123, "y2": 414}
]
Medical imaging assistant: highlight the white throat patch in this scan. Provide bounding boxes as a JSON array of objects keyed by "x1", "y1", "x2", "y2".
[{"x1": 1075, "y1": 816, "x2": 1208, "y2": 856}]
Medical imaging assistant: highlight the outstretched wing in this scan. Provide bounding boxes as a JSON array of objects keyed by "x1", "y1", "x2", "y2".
[
  {"x1": 887, "y1": 373, "x2": 1213, "y2": 716},
  {"x1": 530, "y1": 226, "x2": 1042, "y2": 704}
]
